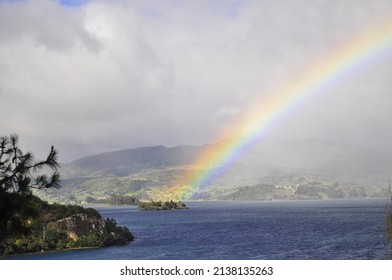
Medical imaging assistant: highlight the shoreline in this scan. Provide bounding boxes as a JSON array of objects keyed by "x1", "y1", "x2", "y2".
[
  {"x1": 75, "y1": 196, "x2": 387, "y2": 208},
  {"x1": 1, "y1": 198, "x2": 388, "y2": 260},
  {"x1": 1, "y1": 245, "x2": 102, "y2": 259}
]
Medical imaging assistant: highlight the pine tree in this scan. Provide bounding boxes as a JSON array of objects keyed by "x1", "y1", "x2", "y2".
[{"x1": 0, "y1": 134, "x2": 61, "y2": 237}]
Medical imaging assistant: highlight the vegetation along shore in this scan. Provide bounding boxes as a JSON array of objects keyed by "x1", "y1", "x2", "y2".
[{"x1": 0, "y1": 134, "x2": 133, "y2": 256}]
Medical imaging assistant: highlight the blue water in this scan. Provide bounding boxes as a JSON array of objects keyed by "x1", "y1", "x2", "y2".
[{"x1": 6, "y1": 199, "x2": 391, "y2": 260}]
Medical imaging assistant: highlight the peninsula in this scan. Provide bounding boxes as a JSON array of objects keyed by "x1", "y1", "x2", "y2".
[
  {"x1": 0, "y1": 134, "x2": 133, "y2": 256},
  {"x1": 0, "y1": 195, "x2": 134, "y2": 256}
]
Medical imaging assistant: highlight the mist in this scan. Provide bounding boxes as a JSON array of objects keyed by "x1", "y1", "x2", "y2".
[{"x1": 1, "y1": 0, "x2": 392, "y2": 162}]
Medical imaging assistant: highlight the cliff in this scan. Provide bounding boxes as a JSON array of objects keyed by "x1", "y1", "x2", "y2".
[{"x1": 0, "y1": 195, "x2": 133, "y2": 256}]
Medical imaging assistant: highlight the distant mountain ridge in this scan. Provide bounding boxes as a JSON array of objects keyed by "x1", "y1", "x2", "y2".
[
  {"x1": 62, "y1": 145, "x2": 204, "y2": 177},
  {"x1": 38, "y1": 138, "x2": 392, "y2": 203}
]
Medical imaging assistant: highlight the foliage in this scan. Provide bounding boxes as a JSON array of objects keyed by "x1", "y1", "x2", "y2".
[
  {"x1": 0, "y1": 134, "x2": 60, "y2": 194},
  {"x1": 103, "y1": 218, "x2": 134, "y2": 246},
  {"x1": 138, "y1": 200, "x2": 188, "y2": 211},
  {"x1": 44, "y1": 203, "x2": 101, "y2": 222},
  {"x1": 0, "y1": 194, "x2": 134, "y2": 255},
  {"x1": 0, "y1": 134, "x2": 60, "y2": 239},
  {"x1": 87, "y1": 194, "x2": 139, "y2": 206},
  {"x1": 0, "y1": 134, "x2": 133, "y2": 256}
]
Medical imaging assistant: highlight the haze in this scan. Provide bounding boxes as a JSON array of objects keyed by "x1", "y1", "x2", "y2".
[{"x1": 1, "y1": 0, "x2": 392, "y2": 162}]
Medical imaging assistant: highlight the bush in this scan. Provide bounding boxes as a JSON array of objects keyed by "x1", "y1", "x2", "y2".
[{"x1": 103, "y1": 218, "x2": 134, "y2": 246}]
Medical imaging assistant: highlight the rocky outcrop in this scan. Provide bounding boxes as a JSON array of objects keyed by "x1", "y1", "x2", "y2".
[
  {"x1": 46, "y1": 213, "x2": 106, "y2": 241},
  {"x1": 44, "y1": 213, "x2": 133, "y2": 249},
  {"x1": 0, "y1": 196, "x2": 134, "y2": 256}
]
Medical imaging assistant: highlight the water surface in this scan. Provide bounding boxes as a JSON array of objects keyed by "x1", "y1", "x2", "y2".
[{"x1": 7, "y1": 199, "x2": 391, "y2": 260}]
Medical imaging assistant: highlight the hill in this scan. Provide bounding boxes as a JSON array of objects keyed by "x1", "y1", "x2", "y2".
[
  {"x1": 0, "y1": 195, "x2": 133, "y2": 256},
  {"x1": 36, "y1": 138, "x2": 392, "y2": 203},
  {"x1": 61, "y1": 145, "x2": 204, "y2": 177}
]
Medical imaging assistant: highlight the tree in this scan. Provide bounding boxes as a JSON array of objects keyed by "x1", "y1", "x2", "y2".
[
  {"x1": 0, "y1": 134, "x2": 61, "y2": 237},
  {"x1": 0, "y1": 134, "x2": 60, "y2": 193}
]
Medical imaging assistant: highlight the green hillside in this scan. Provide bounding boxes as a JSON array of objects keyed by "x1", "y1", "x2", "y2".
[
  {"x1": 61, "y1": 145, "x2": 204, "y2": 177},
  {"x1": 36, "y1": 139, "x2": 391, "y2": 203}
]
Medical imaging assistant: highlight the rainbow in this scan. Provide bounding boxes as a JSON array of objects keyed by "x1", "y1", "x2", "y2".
[{"x1": 170, "y1": 19, "x2": 392, "y2": 196}]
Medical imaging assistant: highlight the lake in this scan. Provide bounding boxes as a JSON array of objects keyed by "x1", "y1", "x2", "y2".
[{"x1": 7, "y1": 199, "x2": 391, "y2": 260}]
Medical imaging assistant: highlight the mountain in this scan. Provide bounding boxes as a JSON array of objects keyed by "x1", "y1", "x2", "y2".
[
  {"x1": 36, "y1": 138, "x2": 392, "y2": 203},
  {"x1": 61, "y1": 145, "x2": 204, "y2": 177}
]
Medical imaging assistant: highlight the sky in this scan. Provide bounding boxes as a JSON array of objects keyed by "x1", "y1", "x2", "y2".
[{"x1": 1, "y1": 0, "x2": 392, "y2": 162}]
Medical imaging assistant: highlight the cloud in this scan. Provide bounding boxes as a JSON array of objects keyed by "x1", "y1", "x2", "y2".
[
  {"x1": 1, "y1": 0, "x2": 392, "y2": 161},
  {"x1": 0, "y1": 0, "x2": 100, "y2": 51}
]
